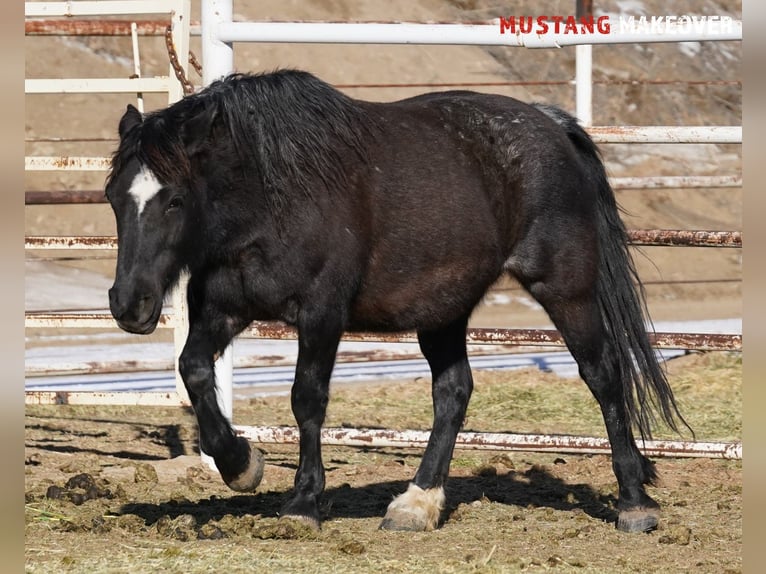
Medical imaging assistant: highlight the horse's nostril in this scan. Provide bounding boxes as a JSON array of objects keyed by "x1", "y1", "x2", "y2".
[{"x1": 136, "y1": 295, "x2": 156, "y2": 322}]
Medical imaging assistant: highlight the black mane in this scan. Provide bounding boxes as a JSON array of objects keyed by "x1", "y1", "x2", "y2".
[{"x1": 110, "y1": 70, "x2": 376, "y2": 210}]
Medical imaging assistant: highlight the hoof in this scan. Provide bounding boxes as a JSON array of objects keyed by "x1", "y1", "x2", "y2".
[
  {"x1": 379, "y1": 483, "x2": 444, "y2": 532},
  {"x1": 617, "y1": 507, "x2": 660, "y2": 533},
  {"x1": 222, "y1": 444, "x2": 265, "y2": 492},
  {"x1": 379, "y1": 510, "x2": 430, "y2": 531}
]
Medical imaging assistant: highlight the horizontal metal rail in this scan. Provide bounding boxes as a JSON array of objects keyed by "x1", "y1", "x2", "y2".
[
  {"x1": 25, "y1": 156, "x2": 111, "y2": 171},
  {"x1": 22, "y1": 130, "x2": 740, "y2": 170},
  {"x1": 236, "y1": 425, "x2": 742, "y2": 459},
  {"x1": 23, "y1": 230, "x2": 743, "y2": 251},
  {"x1": 588, "y1": 125, "x2": 740, "y2": 143},
  {"x1": 628, "y1": 230, "x2": 741, "y2": 247},
  {"x1": 25, "y1": 1, "x2": 181, "y2": 17},
  {"x1": 23, "y1": 312, "x2": 742, "y2": 351},
  {"x1": 25, "y1": 16, "x2": 742, "y2": 48},
  {"x1": 26, "y1": 236, "x2": 117, "y2": 250},
  {"x1": 215, "y1": 20, "x2": 742, "y2": 47},
  {"x1": 20, "y1": 392, "x2": 741, "y2": 457},
  {"x1": 23, "y1": 176, "x2": 742, "y2": 206},
  {"x1": 244, "y1": 322, "x2": 742, "y2": 352},
  {"x1": 25, "y1": 311, "x2": 176, "y2": 329},
  {"x1": 25, "y1": 390, "x2": 187, "y2": 406},
  {"x1": 25, "y1": 18, "x2": 200, "y2": 35},
  {"x1": 25, "y1": 77, "x2": 174, "y2": 94},
  {"x1": 26, "y1": 358, "x2": 176, "y2": 377},
  {"x1": 25, "y1": 190, "x2": 108, "y2": 204},
  {"x1": 610, "y1": 175, "x2": 741, "y2": 189}
]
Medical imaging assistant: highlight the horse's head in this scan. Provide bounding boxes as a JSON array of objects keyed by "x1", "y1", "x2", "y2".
[{"x1": 105, "y1": 102, "x2": 215, "y2": 334}]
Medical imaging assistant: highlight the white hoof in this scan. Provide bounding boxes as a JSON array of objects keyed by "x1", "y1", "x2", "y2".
[{"x1": 379, "y1": 483, "x2": 445, "y2": 531}]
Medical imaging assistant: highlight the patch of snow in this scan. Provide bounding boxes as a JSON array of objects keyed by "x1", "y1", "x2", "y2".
[{"x1": 25, "y1": 260, "x2": 112, "y2": 311}]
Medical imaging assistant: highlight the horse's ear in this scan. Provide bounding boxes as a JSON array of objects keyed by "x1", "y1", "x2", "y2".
[
  {"x1": 118, "y1": 104, "x2": 143, "y2": 138},
  {"x1": 181, "y1": 102, "x2": 218, "y2": 156}
]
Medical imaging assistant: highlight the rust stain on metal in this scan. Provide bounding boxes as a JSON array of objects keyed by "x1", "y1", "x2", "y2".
[
  {"x1": 237, "y1": 426, "x2": 741, "y2": 459},
  {"x1": 628, "y1": 229, "x2": 741, "y2": 247},
  {"x1": 25, "y1": 236, "x2": 117, "y2": 249},
  {"x1": 25, "y1": 311, "x2": 175, "y2": 330},
  {"x1": 241, "y1": 321, "x2": 739, "y2": 351},
  {"x1": 24, "y1": 231, "x2": 739, "y2": 252},
  {"x1": 25, "y1": 190, "x2": 108, "y2": 205},
  {"x1": 650, "y1": 332, "x2": 741, "y2": 351},
  {"x1": 25, "y1": 19, "x2": 201, "y2": 36},
  {"x1": 26, "y1": 359, "x2": 175, "y2": 377},
  {"x1": 30, "y1": 156, "x2": 111, "y2": 170},
  {"x1": 25, "y1": 390, "x2": 189, "y2": 407}
]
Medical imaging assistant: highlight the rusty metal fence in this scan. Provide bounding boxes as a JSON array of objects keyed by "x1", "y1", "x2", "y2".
[{"x1": 25, "y1": 2, "x2": 742, "y2": 459}]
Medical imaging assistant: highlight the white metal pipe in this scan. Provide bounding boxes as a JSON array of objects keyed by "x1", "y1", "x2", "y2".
[
  {"x1": 589, "y1": 125, "x2": 741, "y2": 143},
  {"x1": 202, "y1": 0, "x2": 234, "y2": 84},
  {"x1": 575, "y1": 44, "x2": 592, "y2": 126},
  {"x1": 611, "y1": 175, "x2": 741, "y2": 189},
  {"x1": 25, "y1": 1, "x2": 181, "y2": 17},
  {"x1": 130, "y1": 22, "x2": 144, "y2": 112},
  {"x1": 25, "y1": 360, "x2": 175, "y2": 377},
  {"x1": 24, "y1": 312, "x2": 176, "y2": 329},
  {"x1": 25, "y1": 77, "x2": 174, "y2": 94},
  {"x1": 25, "y1": 390, "x2": 188, "y2": 407},
  {"x1": 236, "y1": 425, "x2": 742, "y2": 460},
  {"x1": 215, "y1": 21, "x2": 742, "y2": 47}
]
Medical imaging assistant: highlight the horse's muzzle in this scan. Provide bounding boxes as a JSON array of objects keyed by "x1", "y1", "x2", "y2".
[{"x1": 108, "y1": 287, "x2": 161, "y2": 334}]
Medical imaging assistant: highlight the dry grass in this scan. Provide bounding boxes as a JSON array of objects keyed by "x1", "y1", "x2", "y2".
[{"x1": 236, "y1": 350, "x2": 742, "y2": 443}]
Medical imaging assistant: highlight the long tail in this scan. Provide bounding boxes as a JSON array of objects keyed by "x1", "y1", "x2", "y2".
[{"x1": 533, "y1": 104, "x2": 691, "y2": 441}]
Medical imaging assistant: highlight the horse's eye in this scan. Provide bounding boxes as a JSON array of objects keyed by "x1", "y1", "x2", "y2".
[{"x1": 166, "y1": 196, "x2": 184, "y2": 213}]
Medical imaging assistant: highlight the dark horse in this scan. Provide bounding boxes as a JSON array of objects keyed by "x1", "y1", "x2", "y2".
[{"x1": 106, "y1": 69, "x2": 688, "y2": 533}]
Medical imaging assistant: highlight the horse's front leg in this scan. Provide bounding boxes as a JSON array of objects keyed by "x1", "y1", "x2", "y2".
[
  {"x1": 178, "y1": 305, "x2": 264, "y2": 492},
  {"x1": 279, "y1": 310, "x2": 343, "y2": 529}
]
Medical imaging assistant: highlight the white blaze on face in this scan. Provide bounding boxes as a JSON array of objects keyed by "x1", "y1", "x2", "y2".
[{"x1": 128, "y1": 166, "x2": 162, "y2": 216}]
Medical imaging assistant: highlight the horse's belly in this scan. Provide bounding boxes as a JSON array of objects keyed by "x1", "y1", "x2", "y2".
[{"x1": 349, "y1": 253, "x2": 502, "y2": 332}]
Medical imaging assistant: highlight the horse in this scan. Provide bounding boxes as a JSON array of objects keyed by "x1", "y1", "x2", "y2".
[{"x1": 105, "y1": 69, "x2": 689, "y2": 533}]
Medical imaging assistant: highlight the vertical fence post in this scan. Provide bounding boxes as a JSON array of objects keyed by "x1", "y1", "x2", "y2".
[
  {"x1": 169, "y1": 0, "x2": 192, "y2": 406},
  {"x1": 575, "y1": 0, "x2": 593, "y2": 126},
  {"x1": 200, "y1": 0, "x2": 235, "y2": 470},
  {"x1": 202, "y1": 0, "x2": 234, "y2": 84}
]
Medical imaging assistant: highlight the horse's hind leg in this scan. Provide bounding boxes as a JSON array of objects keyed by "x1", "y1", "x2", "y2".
[
  {"x1": 547, "y1": 297, "x2": 660, "y2": 530},
  {"x1": 509, "y1": 242, "x2": 661, "y2": 532},
  {"x1": 380, "y1": 316, "x2": 473, "y2": 531}
]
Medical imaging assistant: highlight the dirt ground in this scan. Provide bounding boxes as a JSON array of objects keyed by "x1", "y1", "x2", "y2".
[{"x1": 24, "y1": 353, "x2": 742, "y2": 573}]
